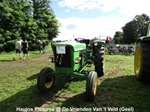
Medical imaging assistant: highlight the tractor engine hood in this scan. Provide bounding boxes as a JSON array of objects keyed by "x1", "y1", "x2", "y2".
[{"x1": 51, "y1": 41, "x2": 86, "y2": 51}]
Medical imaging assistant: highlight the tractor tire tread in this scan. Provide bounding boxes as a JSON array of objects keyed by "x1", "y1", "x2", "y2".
[{"x1": 136, "y1": 42, "x2": 150, "y2": 82}]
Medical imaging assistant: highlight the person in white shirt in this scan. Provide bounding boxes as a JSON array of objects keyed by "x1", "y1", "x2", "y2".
[{"x1": 13, "y1": 39, "x2": 22, "y2": 60}]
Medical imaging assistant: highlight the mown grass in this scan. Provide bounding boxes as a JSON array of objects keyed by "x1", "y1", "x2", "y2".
[{"x1": 0, "y1": 52, "x2": 150, "y2": 112}]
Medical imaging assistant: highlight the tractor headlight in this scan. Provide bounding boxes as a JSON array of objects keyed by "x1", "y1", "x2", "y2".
[
  {"x1": 94, "y1": 42, "x2": 98, "y2": 46},
  {"x1": 49, "y1": 56, "x2": 54, "y2": 62},
  {"x1": 75, "y1": 57, "x2": 81, "y2": 63}
]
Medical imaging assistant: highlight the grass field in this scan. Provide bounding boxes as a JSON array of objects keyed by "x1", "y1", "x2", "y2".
[{"x1": 0, "y1": 50, "x2": 150, "y2": 112}]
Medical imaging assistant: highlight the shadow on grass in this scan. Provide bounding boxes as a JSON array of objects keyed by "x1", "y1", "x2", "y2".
[
  {"x1": 27, "y1": 73, "x2": 38, "y2": 80},
  {"x1": 30, "y1": 52, "x2": 40, "y2": 54},
  {"x1": 0, "y1": 84, "x2": 37, "y2": 112},
  {"x1": 0, "y1": 73, "x2": 72, "y2": 112},
  {"x1": 1, "y1": 74, "x2": 150, "y2": 112},
  {"x1": 60, "y1": 75, "x2": 150, "y2": 112},
  {"x1": 0, "y1": 59, "x2": 14, "y2": 62}
]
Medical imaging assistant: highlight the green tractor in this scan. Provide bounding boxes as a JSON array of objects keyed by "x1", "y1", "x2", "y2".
[
  {"x1": 37, "y1": 38, "x2": 105, "y2": 101},
  {"x1": 134, "y1": 24, "x2": 150, "y2": 82}
]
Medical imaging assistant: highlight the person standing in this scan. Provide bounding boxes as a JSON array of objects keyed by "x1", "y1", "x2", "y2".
[
  {"x1": 22, "y1": 39, "x2": 29, "y2": 60},
  {"x1": 13, "y1": 39, "x2": 22, "y2": 60},
  {"x1": 42, "y1": 40, "x2": 46, "y2": 54},
  {"x1": 37, "y1": 40, "x2": 42, "y2": 53}
]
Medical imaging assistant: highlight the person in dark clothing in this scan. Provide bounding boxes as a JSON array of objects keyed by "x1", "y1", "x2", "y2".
[{"x1": 22, "y1": 39, "x2": 29, "y2": 60}]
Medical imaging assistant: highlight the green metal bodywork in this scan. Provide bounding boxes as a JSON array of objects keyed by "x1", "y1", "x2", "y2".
[
  {"x1": 50, "y1": 39, "x2": 105, "y2": 80},
  {"x1": 52, "y1": 41, "x2": 86, "y2": 51},
  {"x1": 51, "y1": 41, "x2": 87, "y2": 78}
]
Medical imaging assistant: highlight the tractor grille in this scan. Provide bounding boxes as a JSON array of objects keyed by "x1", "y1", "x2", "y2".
[{"x1": 54, "y1": 46, "x2": 71, "y2": 67}]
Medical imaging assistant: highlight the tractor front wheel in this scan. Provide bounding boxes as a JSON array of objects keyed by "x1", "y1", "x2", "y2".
[
  {"x1": 134, "y1": 41, "x2": 150, "y2": 82},
  {"x1": 86, "y1": 71, "x2": 98, "y2": 101},
  {"x1": 37, "y1": 67, "x2": 55, "y2": 93}
]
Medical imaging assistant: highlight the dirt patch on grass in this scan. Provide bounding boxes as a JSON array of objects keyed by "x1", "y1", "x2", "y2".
[{"x1": 0, "y1": 53, "x2": 52, "y2": 73}]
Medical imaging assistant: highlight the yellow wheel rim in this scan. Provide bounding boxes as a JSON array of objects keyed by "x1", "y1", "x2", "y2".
[
  {"x1": 45, "y1": 74, "x2": 54, "y2": 88},
  {"x1": 93, "y1": 78, "x2": 98, "y2": 95},
  {"x1": 134, "y1": 47, "x2": 141, "y2": 75}
]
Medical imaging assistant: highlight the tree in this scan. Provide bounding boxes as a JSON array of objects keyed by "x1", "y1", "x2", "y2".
[
  {"x1": 0, "y1": 0, "x2": 13, "y2": 51},
  {"x1": 0, "y1": 0, "x2": 34, "y2": 51},
  {"x1": 122, "y1": 20, "x2": 136, "y2": 43},
  {"x1": 32, "y1": 0, "x2": 60, "y2": 40},
  {"x1": 113, "y1": 31, "x2": 124, "y2": 44},
  {"x1": 0, "y1": 0, "x2": 60, "y2": 52},
  {"x1": 122, "y1": 13, "x2": 150, "y2": 44},
  {"x1": 134, "y1": 14, "x2": 150, "y2": 37}
]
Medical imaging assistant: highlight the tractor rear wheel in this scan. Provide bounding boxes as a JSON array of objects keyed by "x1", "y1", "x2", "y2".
[
  {"x1": 134, "y1": 41, "x2": 150, "y2": 82},
  {"x1": 37, "y1": 67, "x2": 55, "y2": 93},
  {"x1": 94, "y1": 45, "x2": 105, "y2": 77},
  {"x1": 86, "y1": 71, "x2": 98, "y2": 101}
]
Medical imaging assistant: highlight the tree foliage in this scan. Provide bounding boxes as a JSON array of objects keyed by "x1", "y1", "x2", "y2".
[
  {"x1": 0, "y1": 0, "x2": 59, "y2": 52},
  {"x1": 122, "y1": 14, "x2": 150, "y2": 44},
  {"x1": 113, "y1": 31, "x2": 124, "y2": 44}
]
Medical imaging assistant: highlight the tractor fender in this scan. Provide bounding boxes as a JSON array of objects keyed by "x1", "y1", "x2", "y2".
[
  {"x1": 137, "y1": 36, "x2": 150, "y2": 42},
  {"x1": 92, "y1": 39, "x2": 105, "y2": 46}
]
